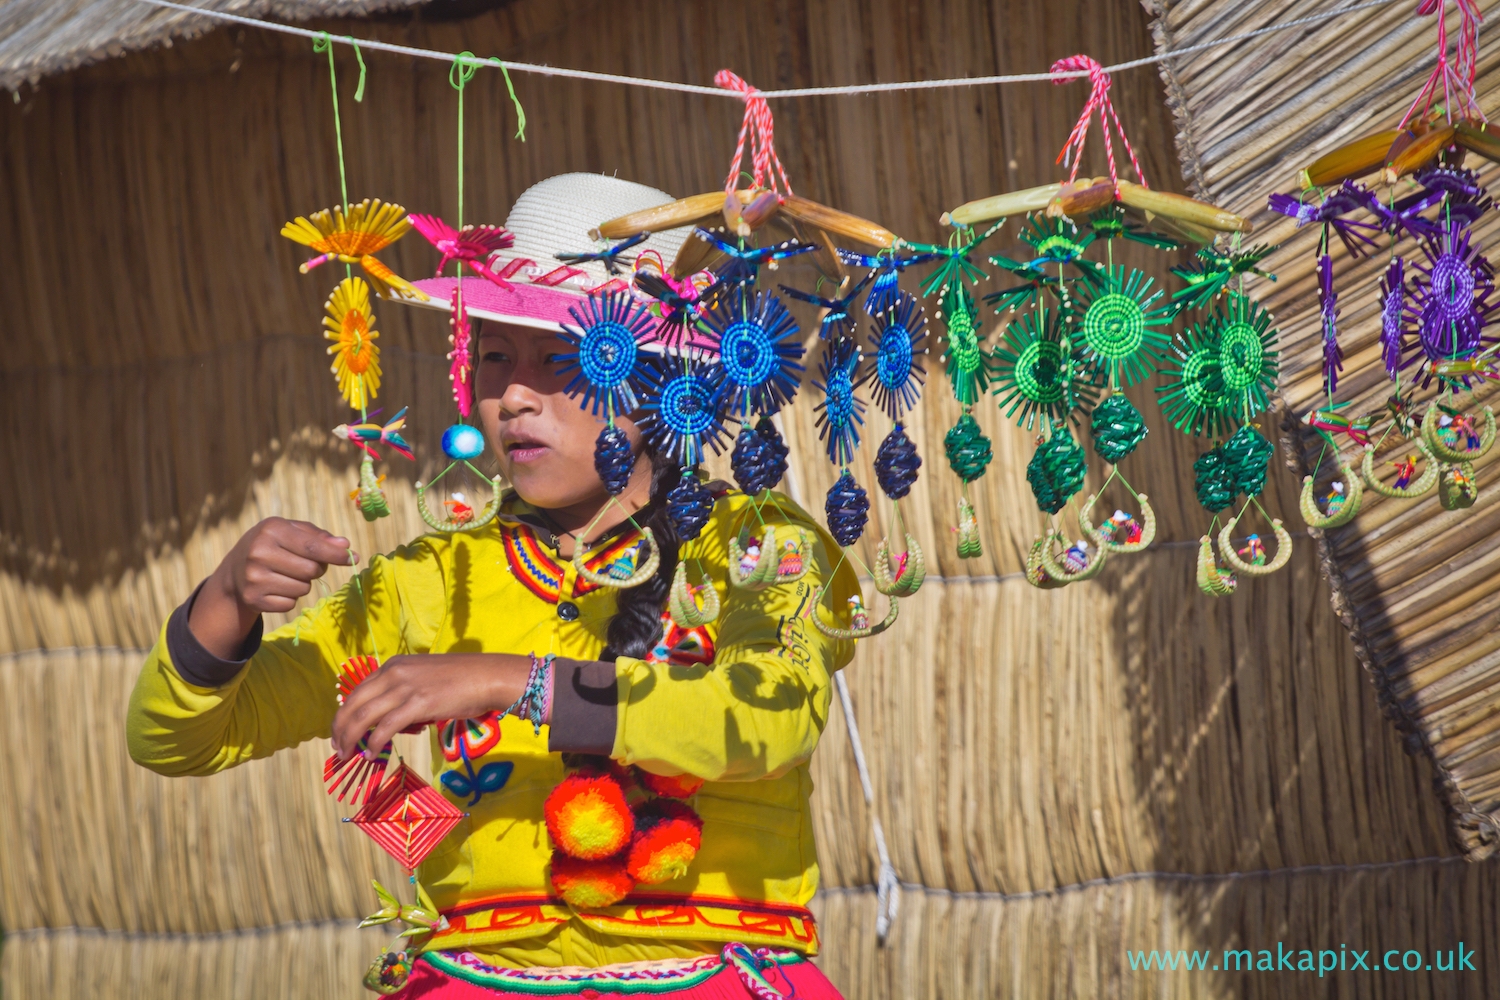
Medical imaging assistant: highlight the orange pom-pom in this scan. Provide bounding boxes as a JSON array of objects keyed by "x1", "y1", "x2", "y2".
[
  {"x1": 550, "y1": 849, "x2": 635, "y2": 909},
  {"x1": 544, "y1": 771, "x2": 634, "y2": 860},
  {"x1": 626, "y1": 800, "x2": 703, "y2": 885},
  {"x1": 634, "y1": 767, "x2": 706, "y2": 799}
]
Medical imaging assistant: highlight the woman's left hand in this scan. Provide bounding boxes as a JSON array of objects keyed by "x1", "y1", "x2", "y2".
[{"x1": 331, "y1": 653, "x2": 534, "y2": 761}]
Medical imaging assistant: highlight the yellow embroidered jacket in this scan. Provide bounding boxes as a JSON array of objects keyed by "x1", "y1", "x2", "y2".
[{"x1": 126, "y1": 490, "x2": 859, "y2": 957}]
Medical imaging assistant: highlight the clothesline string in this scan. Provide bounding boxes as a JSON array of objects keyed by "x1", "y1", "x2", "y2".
[{"x1": 130, "y1": 0, "x2": 1405, "y2": 98}]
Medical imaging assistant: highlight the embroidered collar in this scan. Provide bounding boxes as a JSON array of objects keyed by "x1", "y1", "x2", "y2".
[{"x1": 501, "y1": 523, "x2": 645, "y2": 604}]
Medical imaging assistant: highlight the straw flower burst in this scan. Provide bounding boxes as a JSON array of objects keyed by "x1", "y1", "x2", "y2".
[
  {"x1": 324, "y1": 277, "x2": 381, "y2": 410},
  {"x1": 282, "y1": 198, "x2": 428, "y2": 301}
]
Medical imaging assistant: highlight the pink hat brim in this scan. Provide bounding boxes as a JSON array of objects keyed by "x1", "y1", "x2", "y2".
[
  {"x1": 401, "y1": 275, "x2": 720, "y2": 354},
  {"x1": 405, "y1": 276, "x2": 586, "y2": 332}
]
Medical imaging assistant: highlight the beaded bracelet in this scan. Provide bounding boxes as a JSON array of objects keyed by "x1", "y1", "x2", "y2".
[{"x1": 504, "y1": 652, "x2": 554, "y2": 735}]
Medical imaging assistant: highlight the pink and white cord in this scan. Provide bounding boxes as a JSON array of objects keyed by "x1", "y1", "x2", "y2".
[
  {"x1": 1050, "y1": 54, "x2": 1148, "y2": 189},
  {"x1": 1402, "y1": 0, "x2": 1485, "y2": 127},
  {"x1": 715, "y1": 70, "x2": 795, "y2": 198}
]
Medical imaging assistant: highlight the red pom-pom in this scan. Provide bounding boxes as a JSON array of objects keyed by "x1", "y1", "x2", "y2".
[
  {"x1": 626, "y1": 799, "x2": 703, "y2": 885},
  {"x1": 544, "y1": 771, "x2": 634, "y2": 860},
  {"x1": 550, "y1": 849, "x2": 635, "y2": 909},
  {"x1": 634, "y1": 767, "x2": 706, "y2": 799}
]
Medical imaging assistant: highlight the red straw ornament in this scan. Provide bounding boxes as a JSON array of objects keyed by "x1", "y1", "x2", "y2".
[
  {"x1": 1402, "y1": 0, "x2": 1484, "y2": 127},
  {"x1": 1051, "y1": 54, "x2": 1147, "y2": 189},
  {"x1": 714, "y1": 70, "x2": 794, "y2": 199}
]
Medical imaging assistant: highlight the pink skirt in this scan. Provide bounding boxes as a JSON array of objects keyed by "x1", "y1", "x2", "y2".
[{"x1": 397, "y1": 944, "x2": 843, "y2": 999}]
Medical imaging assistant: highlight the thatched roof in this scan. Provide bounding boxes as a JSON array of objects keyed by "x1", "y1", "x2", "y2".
[
  {"x1": 1152, "y1": 0, "x2": 1500, "y2": 859},
  {"x1": 0, "y1": 0, "x2": 423, "y2": 91}
]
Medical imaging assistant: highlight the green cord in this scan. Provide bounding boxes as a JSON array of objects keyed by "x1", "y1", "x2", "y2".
[
  {"x1": 313, "y1": 32, "x2": 353, "y2": 279},
  {"x1": 347, "y1": 37, "x2": 367, "y2": 101},
  {"x1": 488, "y1": 58, "x2": 528, "y2": 140},
  {"x1": 450, "y1": 53, "x2": 479, "y2": 233}
]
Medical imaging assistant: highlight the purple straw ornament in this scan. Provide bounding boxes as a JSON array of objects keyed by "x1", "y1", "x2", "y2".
[
  {"x1": 1319, "y1": 254, "x2": 1343, "y2": 395},
  {"x1": 1405, "y1": 223, "x2": 1495, "y2": 373},
  {"x1": 1380, "y1": 257, "x2": 1406, "y2": 380},
  {"x1": 1267, "y1": 185, "x2": 1380, "y2": 257}
]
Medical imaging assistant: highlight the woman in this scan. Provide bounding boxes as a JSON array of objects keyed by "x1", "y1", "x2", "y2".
[{"x1": 127, "y1": 174, "x2": 859, "y2": 998}]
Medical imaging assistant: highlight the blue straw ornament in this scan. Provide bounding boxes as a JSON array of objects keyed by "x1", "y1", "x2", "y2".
[
  {"x1": 825, "y1": 471, "x2": 870, "y2": 547},
  {"x1": 813, "y1": 338, "x2": 867, "y2": 466},
  {"x1": 730, "y1": 416, "x2": 789, "y2": 495},
  {"x1": 692, "y1": 229, "x2": 816, "y2": 288},
  {"x1": 836, "y1": 247, "x2": 940, "y2": 315},
  {"x1": 555, "y1": 291, "x2": 655, "y2": 417},
  {"x1": 593, "y1": 425, "x2": 635, "y2": 496},
  {"x1": 699, "y1": 287, "x2": 805, "y2": 418},
  {"x1": 874, "y1": 425, "x2": 921, "y2": 500},
  {"x1": 667, "y1": 475, "x2": 716, "y2": 541},
  {"x1": 780, "y1": 272, "x2": 874, "y2": 341},
  {"x1": 862, "y1": 291, "x2": 928, "y2": 421},
  {"x1": 636, "y1": 357, "x2": 730, "y2": 468}
]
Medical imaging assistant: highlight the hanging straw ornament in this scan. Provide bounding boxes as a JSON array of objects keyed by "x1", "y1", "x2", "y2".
[
  {"x1": 1081, "y1": 395, "x2": 1155, "y2": 553},
  {"x1": 700, "y1": 286, "x2": 805, "y2": 418},
  {"x1": 1169, "y1": 244, "x2": 1278, "y2": 313},
  {"x1": 1027, "y1": 426, "x2": 1088, "y2": 516},
  {"x1": 407, "y1": 214, "x2": 517, "y2": 289},
  {"x1": 727, "y1": 524, "x2": 783, "y2": 591},
  {"x1": 825, "y1": 471, "x2": 870, "y2": 547},
  {"x1": 991, "y1": 309, "x2": 1096, "y2": 429},
  {"x1": 1403, "y1": 224, "x2": 1497, "y2": 386},
  {"x1": 324, "y1": 278, "x2": 383, "y2": 410},
  {"x1": 1214, "y1": 426, "x2": 1290, "y2": 578},
  {"x1": 872, "y1": 425, "x2": 925, "y2": 598},
  {"x1": 839, "y1": 248, "x2": 940, "y2": 315},
  {"x1": 814, "y1": 338, "x2": 867, "y2": 466},
  {"x1": 781, "y1": 273, "x2": 875, "y2": 341},
  {"x1": 1090, "y1": 394, "x2": 1147, "y2": 463},
  {"x1": 944, "y1": 412, "x2": 992, "y2": 558},
  {"x1": 1211, "y1": 292, "x2": 1280, "y2": 419},
  {"x1": 1439, "y1": 459, "x2": 1480, "y2": 509},
  {"x1": 862, "y1": 291, "x2": 929, "y2": 421},
  {"x1": 1362, "y1": 439, "x2": 1441, "y2": 498},
  {"x1": 556, "y1": 292, "x2": 657, "y2": 418},
  {"x1": 638, "y1": 356, "x2": 730, "y2": 542},
  {"x1": 1422, "y1": 402, "x2": 1496, "y2": 461},
  {"x1": 811, "y1": 588, "x2": 900, "y2": 641},
  {"x1": 594, "y1": 425, "x2": 636, "y2": 496},
  {"x1": 906, "y1": 223, "x2": 1004, "y2": 406},
  {"x1": 283, "y1": 199, "x2": 429, "y2": 302},
  {"x1": 1157, "y1": 323, "x2": 1236, "y2": 438},
  {"x1": 1070, "y1": 266, "x2": 1172, "y2": 387},
  {"x1": 1381, "y1": 257, "x2": 1408, "y2": 379},
  {"x1": 668, "y1": 561, "x2": 721, "y2": 628},
  {"x1": 1300, "y1": 456, "x2": 1364, "y2": 530},
  {"x1": 730, "y1": 417, "x2": 790, "y2": 495},
  {"x1": 1196, "y1": 535, "x2": 1238, "y2": 597}
]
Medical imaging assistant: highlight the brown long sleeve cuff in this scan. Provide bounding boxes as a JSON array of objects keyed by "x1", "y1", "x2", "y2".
[
  {"x1": 547, "y1": 658, "x2": 618, "y2": 755},
  {"x1": 164, "y1": 581, "x2": 265, "y2": 688}
]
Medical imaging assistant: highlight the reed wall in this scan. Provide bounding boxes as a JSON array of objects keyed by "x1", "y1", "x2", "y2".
[{"x1": 1153, "y1": 0, "x2": 1500, "y2": 862}]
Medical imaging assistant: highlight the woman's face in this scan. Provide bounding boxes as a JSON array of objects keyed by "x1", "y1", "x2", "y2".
[{"x1": 474, "y1": 322, "x2": 651, "y2": 516}]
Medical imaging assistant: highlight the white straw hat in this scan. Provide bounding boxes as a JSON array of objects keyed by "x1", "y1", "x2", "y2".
[{"x1": 402, "y1": 173, "x2": 695, "y2": 331}]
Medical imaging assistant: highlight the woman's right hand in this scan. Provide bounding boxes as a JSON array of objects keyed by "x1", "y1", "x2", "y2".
[{"x1": 188, "y1": 517, "x2": 357, "y2": 660}]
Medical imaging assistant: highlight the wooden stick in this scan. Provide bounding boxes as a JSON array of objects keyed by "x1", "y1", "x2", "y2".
[
  {"x1": 1382, "y1": 124, "x2": 1455, "y2": 184},
  {"x1": 944, "y1": 183, "x2": 1062, "y2": 226},
  {"x1": 1046, "y1": 180, "x2": 1116, "y2": 219},
  {"x1": 1298, "y1": 130, "x2": 1403, "y2": 190},
  {"x1": 780, "y1": 196, "x2": 896, "y2": 248},
  {"x1": 1454, "y1": 121, "x2": 1500, "y2": 164},
  {"x1": 1114, "y1": 180, "x2": 1251, "y2": 233},
  {"x1": 592, "y1": 191, "x2": 728, "y2": 240}
]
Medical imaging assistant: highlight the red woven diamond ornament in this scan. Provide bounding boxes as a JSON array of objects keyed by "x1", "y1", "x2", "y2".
[{"x1": 349, "y1": 762, "x2": 464, "y2": 871}]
